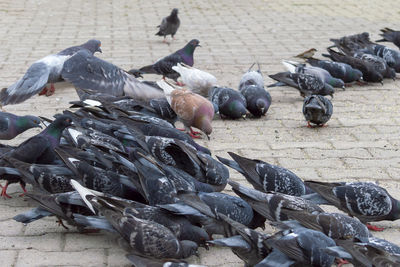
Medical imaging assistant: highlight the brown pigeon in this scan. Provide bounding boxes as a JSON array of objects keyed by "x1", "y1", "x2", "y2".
[{"x1": 157, "y1": 80, "x2": 214, "y2": 139}]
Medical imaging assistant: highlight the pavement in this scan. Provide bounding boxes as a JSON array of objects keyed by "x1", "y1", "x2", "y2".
[{"x1": 0, "y1": 0, "x2": 400, "y2": 266}]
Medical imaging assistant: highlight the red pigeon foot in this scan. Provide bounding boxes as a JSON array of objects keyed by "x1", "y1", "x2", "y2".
[
  {"x1": 189, "y1": 132, "x2": 202, "y2": 139},
  {"x1": 38, "y1": 86, "x2": 49, "y2": 96},
  {"x1": 366, "y1": 223, "x2": 384, "y2": 231},
  {"x1": 19, "y1": 183, "x2": 27, "y2": 197},
  {"x1": 0, "y1": 182, "x2": 12, "y2": 198},
  {"x1": 189, "y1": 127, "x2": 201, "y2": 135},
  {"x1": 336, "y1": 258, "x2": 349, "y2": 267},
  {"x1": 56, "y1": 218, "x2": 69, "y2": 229},
  {"x1": 175, "y1": 81, "x2": 185, "y2": 86},
  {"x1": 46, "y1": 83, "x2": 55, "y2": 96}
]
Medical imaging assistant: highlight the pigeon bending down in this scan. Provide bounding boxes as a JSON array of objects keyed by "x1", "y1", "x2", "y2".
[
  {"x1": 155, "y1": 8, "x2": 180, "y2": 43},
  {"x1": 0, "y1": 111, "x2": 41, "y2": 140},
  {"x1": 306, "y1": 58, "x2": 363, "y2": 83},
  {"x1": 157, "y1": 80, "x2": 214, "y2": 139},
  {"x1": 305, "y1": 180, "x2": 400, "y2": 231},
  {"x1": 268, "y1": 71, "x2": 335, "y2": 97},
  {"x1": 0, "y1": 39, "x2": 102, "y2": 106},
  {"x1": 137, "y1": 39, "x2": 201, "y2": 81},
  {"x1": 218, "y1": 152, "x2": 308, "y2": 196},
  {"x1": 238, "y1": 62, "x2": 264, "y2": 90},
  {"x1": 61, "y1": 50, "x2": 165, "y2": 102},
  {"x1": 171, "y1": 63, "x2": 217, "y2": 97},
  {"x1": 209, "y1": 86, "x2": 247, "y2": 119},
  {"x1": 376, "y1": 27, "x2": 400, "y2": 49},
  {"x1": 0, "y1": 115, "x2": 72, "y2": 198},
  {"x1": 302, "y1": 94, "x2": 333, "y2": 127}
]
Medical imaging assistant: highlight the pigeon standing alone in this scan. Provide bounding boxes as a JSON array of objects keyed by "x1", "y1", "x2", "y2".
[
  {"x1": 0, "y1": 40, "x2": 102, "y2": 106},
  {"x1": 137, "y1": 39, "x2": 201, "y2": 81},
  {"x1": 155, "y1": 8, "x2": 181, "y2": 43},
  {"x1": 302, "y1": 95, "x2": 333, "y2": 127},
  {"x1": 0, "y1": 111, "x2": 41, "y2": 140}
]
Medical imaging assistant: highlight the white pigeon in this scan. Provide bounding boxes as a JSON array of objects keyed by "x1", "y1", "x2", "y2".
[{"x1": 172, "y1": 63, "x2": 217, "y2": 97}]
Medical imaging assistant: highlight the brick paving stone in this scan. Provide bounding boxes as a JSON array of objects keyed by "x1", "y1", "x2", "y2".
[{"x1": 0, "y1": 0, "x2": 400, "y2": 266}]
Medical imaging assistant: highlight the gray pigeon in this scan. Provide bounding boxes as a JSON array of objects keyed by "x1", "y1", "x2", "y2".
[
  {"x1": 305, "y1": 181, "x2": 400, "y2": 231},
  {"x1": 306, "y1": 58, "x2": 363, "y2": 83},
  {"x1": 0, "y1": 111, "x2": 41, "y2": 140},
  {"x1": 61, "y1": 50, "x2": 165, "y2": 102},
  {"x1": 0, "y1": 40, "x2": 102, "y2": 106},
  {"x1": 302, "y1": 95, "x2": 333, "y2": 127},
  {"x1": 376, "y1": 27, "x2": 400, "y2": 49},
  {"x1": 238, "y1": 62, "x2": 264, "y2": 90},
  {"x1": 155, "y1": 8, "x2": 181, "y2": 42},
  {"x1": 210, "y1": 86, "x2": 247, "y2": 119}
]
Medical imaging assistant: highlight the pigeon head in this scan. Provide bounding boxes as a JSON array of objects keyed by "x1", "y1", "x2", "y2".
[
  {"x1": 328, "y1": 77, "x2": 345, "y2": 89},
  {"x1": 50, "y1": 115, "x2": 73, "y2": 129},
  {"x1": 322, "y1": 83, "x2": 335, "y2": 97},
  {"x1": 17, "y1": 115, "x2": 42, "y2": 130},
  {"x1": 180, "y1": 240, "x2": 199, "y2": 258},
  {"x1": 82, "y1": 39, "x2": 102, "y2": 54},
  {"x1": 228, "y1": 100, "x2": 247, "y2": 119},
  {"x1": 350, "y1": 69, "x2": 363, "y2": 82},
  {"x1": 387, "y1": 67, "x2": 396, "y2": 81},
  {"x1": 256, "y1": 98, "x2": 269, "y2": 115},
  {"x1": 193, "y1": 101, "x2": 214, "y2": 136},
  {"x1": 171, "y1": 8, "x2": 179, "y2": 16},
  {"x1": 182, "y1": 225, "x2": 210, "y2": 246},
  {"x1": 183, "y1": 39, "x2": 201, "y2": 55}
]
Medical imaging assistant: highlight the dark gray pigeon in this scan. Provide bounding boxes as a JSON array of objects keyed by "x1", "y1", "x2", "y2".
[
  {"x1": 0, "y1": 111, "x2": 41, "y2": 140},
  {"x1": 61, "y1": 50, "x2": 165, "y2": 102},
  {"x1": 306, "y1": 58, "x2": 363, "y2": 83},
  {"x1": 0, "y1": 40, "x2": 102, "y2": 106},
  {"x1": 268, "y1": 71, "x2": 335, "y2": 97},
  {"x1": 302, "y1": 94, "x2": 333, "y2": 127},
  {"x1": 155, "y1": 8, "x2": 181, "y2": 42},
  {"x1": 305, "y1": 180, "x2": 400, "y2": 231},
  {"x1": 137, "y1": 39, "x2": 201, "y2": 81},
  {"x1": 376, "y1": 27, "x2": 400, "y2": 49},
  {"x1": 210, "y1": 86, "x2": 247, "y2": 119},
  {"x1": 218, "y1": 152, "x2": 308, "y2": 196}
]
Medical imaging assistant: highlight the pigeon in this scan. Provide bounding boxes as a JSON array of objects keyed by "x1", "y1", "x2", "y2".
[
  {"x1": 325, "y1": 239, "x2": 400, "y2": 267},
  {"x1": 0, "y1": 111, "x2": 41, "y2": 140},
  {"x1": 71, "y1": 180, "x2": 199, "y2": 259},
  {"x1": 0, "y1": 39, "x2": 102, "y2": 106},
  {"x1": 61, "y1": 50, "x2": 165, "y2": 102},
  {"x1": 240, "y1": 85, "x2": 271, "y2": 118},
  {"x1": 306, "y1": 58, "x2": 363, "y2": 83},
  {"x1": 0, "y1": 115, "x2": 72, "y2": 197},
  {"x1": 302, "y1": 94, "x2": 333, "y2": 127},
  {"x1": 229, "y1": 180, "x2": 323, "y2": 222},
  {"x1": 157, "y1": 80, "x2": 214, "y2": 139},
  {"x1": 171, "y1": 63, "x2": 217, "y2": 97},
  {"x1": 260, "y1": 226, "x2": 336, "y2": 267},
  {"x1": 305, "y1": 181, "x2": 400, "y2": 231},
  {"x1": 323, "y1": 48, "x2": 384, "y2": 83},
  {"x1": 238, "y1": 62, "x2": 264, "y2": 90},
  {"x1": 218, "y1": 152, "x2": 308, "y2": 196},
  {"x1": 268, "y1": 71, "x2": 335, "y2": 97},
  {"x1": 209, "y1": 86, "x2": 247, "y2": 119},
  {"x1": 371, "y1": 43, "x2": 400, "y2": 73},
  {"x1": 352, "y1": 51, "x2": 396, "y2": 80},
  {"x1": 376, "y1": 27, "x2": 400, "y2": 49},
  {"x1": 155, "y1": 8, "x2": 181, "y2": 43},
  {"x1": 138, "y1": 39, "x2": 201, "y2": 81},
  {"x1": 282, "y1": 60, "x2": 345, "y2": 89},
  {"x1": 295, "y1": 48, "x2": 317, "y2": 59},
  {"x1": 280, "y1": 210, "x2": 370, "y2": 242}
]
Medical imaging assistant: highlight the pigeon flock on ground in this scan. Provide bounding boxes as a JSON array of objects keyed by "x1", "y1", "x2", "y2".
[{"x1": 0, "y1": 7, "x2": 400, "y2": 266}]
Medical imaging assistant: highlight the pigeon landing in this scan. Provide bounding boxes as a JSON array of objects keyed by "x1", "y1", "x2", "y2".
[
  {"x1": 0, "y1": 39, "x2": 102, "y2": 106},
  {"x1": 0, "y1": 111, "x2": 41, "y2": 140},
  {"x1": 138, "y1": 39, "x2": 201, "y2": 81},
  {"x1": 302, "y1": 95, "x2": 333, "y2": 127},
  {"x1": 155, "y1": 8, "x2": 181, "y2": 43}
]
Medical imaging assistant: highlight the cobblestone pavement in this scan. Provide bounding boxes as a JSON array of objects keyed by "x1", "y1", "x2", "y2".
[{"x1": 0, "y1": 0, "x2": 400, "y2": 266}]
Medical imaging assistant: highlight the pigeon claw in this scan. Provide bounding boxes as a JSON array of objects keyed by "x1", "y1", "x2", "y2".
[
  {"x1": 45, "y1": 84, "x2": 56, "y2": 96},
  {"x1": 19, "y1": 183, "x2": 27, "y2": 197},
  {"x1": 38, "y1": 86, "x2": 48, "y2": 96},
  {"x1": 335, "y1": 258, "x2": 349, "y2": 267},
  {"x1": 366, "y1": 223, "x2": 384, "y2": 231},
  {"x1": 0, "y1": 182, "x2": 12, "y2": 199}
]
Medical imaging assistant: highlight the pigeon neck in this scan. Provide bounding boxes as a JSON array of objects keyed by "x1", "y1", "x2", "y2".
[
  {"x1": 41, "y1": 123, "x2": 65, "y2": 147},
  {"x1": 15, "y1": 117, "x2": 31, "y2": 131}
]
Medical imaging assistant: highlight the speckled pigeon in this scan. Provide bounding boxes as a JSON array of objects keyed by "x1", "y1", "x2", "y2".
[
  {"x1": 61, "y1": 50, "x2": 165, "y2": 102},
  {"x1": 305, "y1": 180, "x2": 400, "y2": 231},
  {"x1": 209, "y1": 86, "x2": 247, "y2": 119},
  {"x1": 352, "y1": 51, "x2": 396, "y2": 80},
  {"x1": 302, "y1": 94, "x2": 333, "y2": 127},
  {"x1": 157, "y1": 80, "x2": 214, "y2": 139},
  {"x1": 138, "y1": 39, "x2": 201, "y2": 81},
  {"x1": 155, "y1": 8, "x2": 181, "y2": 42},
  {"x1": 0, "y1": 115, "x2": 72, "y2": 198},
  {"x1": 306, "y1": 58, "x2": 363, "y2": 83},
  {"x1": 0, "y1": 40, "x2": 101, "y2": 106},
  {"x1": 376, "y1": 27, "x2": 400, "y2": 49},
  {"x1": 0, "y1": 111, "x2": 41, "y2": 140},
  {"x1": 172, "y1": 63, "x2": 217, "y2": 97},
  {"x1": 217, "y1": 152, "x2": 308, "y2": 196},
  {"x1": 268, "y1": 71, "x2": 335, "y2": 97},
  {"x1": 229, "y1": 180, "x2": 323, "y2": 222}
]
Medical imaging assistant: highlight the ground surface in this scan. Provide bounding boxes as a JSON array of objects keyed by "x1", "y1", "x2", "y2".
[{"x1": 0, "y1": 0, "x2": 400, "y2": 266}]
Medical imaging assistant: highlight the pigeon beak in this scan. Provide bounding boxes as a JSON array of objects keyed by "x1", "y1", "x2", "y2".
[
  {"x1": 194, "y1": 250, "x2": 200, "y2": 258},
  {"x1": 196, "y1": 44, "x2": 202, "y2": 47},
  {"x1": 242, "y1": 114, "x2": 246, "y2": 120},
  {"x1": 36, "y1": 124, "x2": 43, "y2": 129},
  {"x1": 342, "y1": 85, "x2": 346, "y2": 90},
  {"x1": 97, "y1": 47, "x2": 102, "y2": 53},
  {"x1": 380, "y1": 81, "x2": 384, "y2": 85},
  {"x1": 206, "y1": 134, "x2": 210, "y2": 141}
]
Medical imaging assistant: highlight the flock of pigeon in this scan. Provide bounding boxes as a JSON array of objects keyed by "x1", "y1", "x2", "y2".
[{"x1": 0, "y1": 7, "x2": 400, "y2": 267}]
